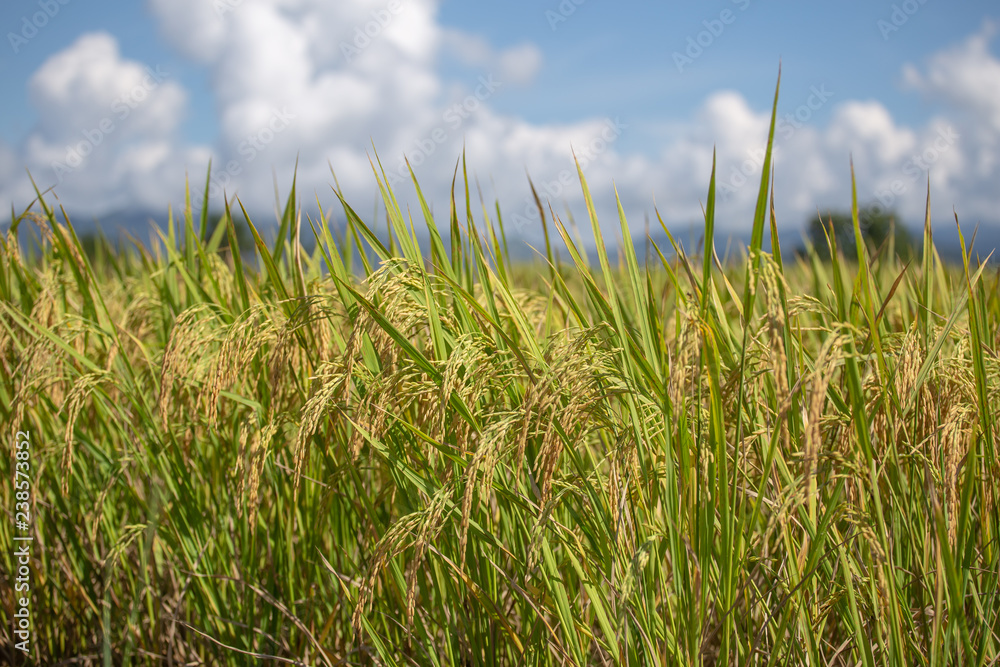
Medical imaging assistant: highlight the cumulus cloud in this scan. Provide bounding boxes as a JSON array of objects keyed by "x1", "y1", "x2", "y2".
[
  {"x1": 442, "y1": 30, "x2": 542, "y2": 85},
  {"x1": 1, "y1": 2, "x2": 998, "y2": 246},
  {"x1": 144, "y1": 0, "x2": 554, "y2": 219},
  {"x1": 700, "y1": 22, "x2": 1000, "y2": 237},
  {"x1": 903, "y1": 21, "x2": 1000, "y2": 134},
  {"x1": 1, "y1": 32, "x2": 208, "y2": 217},
  {"x1": 29, "y1": 34, "x2": 185, "y2": 142}
]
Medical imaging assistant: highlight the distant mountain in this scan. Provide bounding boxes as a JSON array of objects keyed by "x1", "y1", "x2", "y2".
[
  {"x1": 15, "y1": 206, "x2": 1000, "y2": 268},
  {"x1": 637, "y1": 222, "x2": 1000, "y2": 267},
  {"x1": 77, "y1": 209, "x2": 168, "y2": 244}
]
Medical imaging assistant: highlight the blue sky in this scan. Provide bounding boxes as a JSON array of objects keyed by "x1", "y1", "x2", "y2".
[{"x1": 1, "y1": 0, "x2": 998, "y2": 245}]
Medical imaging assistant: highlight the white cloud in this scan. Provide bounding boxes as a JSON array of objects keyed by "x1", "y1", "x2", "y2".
[
  {"x1": 903, "y1": 21, "x2": 1000, "y2": 135},
  {"x1": 0, "y1": 32, "x2": 207, "y2": 218},
  {"x1": 149, "y1": 0, "x2": 229, "y2": 63},
  {"x1": 2, "y1": 5, "x2": 998, "y2": 247},
  {"x1": 441, "y1": 30, "x2": 492, "y2": 66},
  {"x1": 497, "y1": 44, "x2": 543, "y2": 86},
  {"x1": 695, "y1": 24, "x2": 1000, "y2": 238},
  {"x1": 27, "y1": 33, "x2": 187, "y2": 145},
  {"x1": 443, "y1": 30, "x2": 542, "y2": 85},
  {"x1": 146, "y1": 0, "x2": 551, "y2": 216},
  {"x1": 825, "y1": 101, "x2": 915, "y2": 161}
]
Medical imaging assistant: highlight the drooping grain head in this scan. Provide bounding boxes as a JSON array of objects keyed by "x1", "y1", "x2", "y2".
[
  {"x1": 159, "y1": 304, "x2": 219, "y2": 429},
  {"x1": 61, "y1": 371, "x2": 110, "y2": 493}
]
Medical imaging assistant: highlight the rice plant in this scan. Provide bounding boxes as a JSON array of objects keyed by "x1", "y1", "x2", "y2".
[{"x1": 1, "y1": 74, "x2": 998, "y2": 666}]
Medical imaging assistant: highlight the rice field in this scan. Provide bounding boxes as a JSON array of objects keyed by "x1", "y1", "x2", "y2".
[{"x1": 2, "y1": 79, "x2": 999, "y2": 666}]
